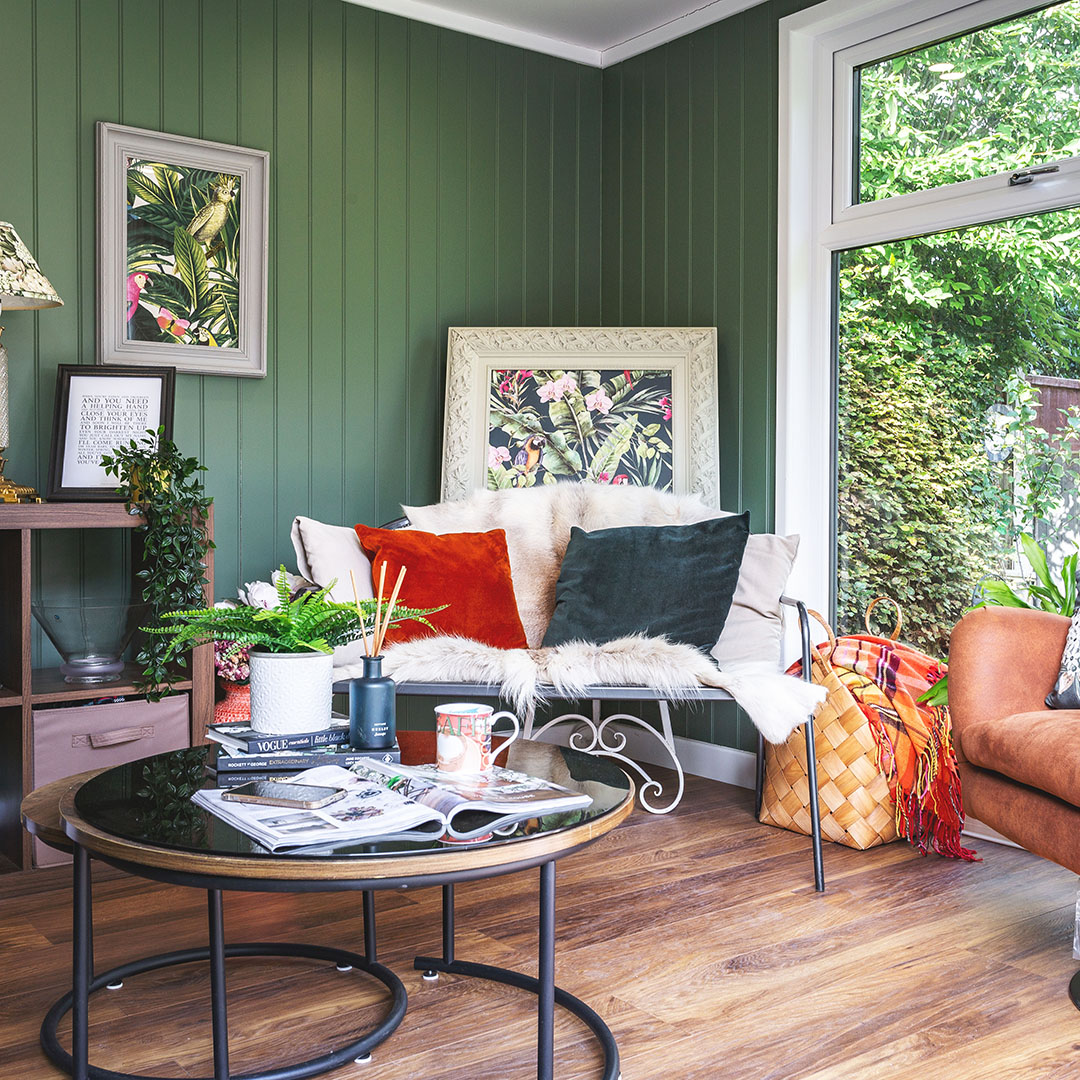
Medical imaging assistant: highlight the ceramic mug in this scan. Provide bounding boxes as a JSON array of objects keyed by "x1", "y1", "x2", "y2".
[{"x1": 434, "y1": 703, "x2": 521, "y2": 773}]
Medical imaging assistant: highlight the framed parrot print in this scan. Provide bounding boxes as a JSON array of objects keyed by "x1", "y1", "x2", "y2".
[
  {"x1": 440, "y1": 327, "x2": 720, "y2": 506},
  {"x1": 96, "y1": 123, "x2": 269, "y2": 377}
]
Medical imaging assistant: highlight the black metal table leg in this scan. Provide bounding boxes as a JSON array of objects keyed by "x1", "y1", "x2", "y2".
[
  {"x1": 207, "y1": 891, "x2": 229, "y2": 1080},
  {"x1": 363, "y1": 890, "x2": 377, "y2": 963},
  {"x1": 1070, "y1": 969, "x2": 1080, "y2": 1010},
  {"x1": 537, "y1": 862, "x2": 555, "y2": 1080},
  {"x1": 415, "y1": 863, "x2": 619, "y2": 1080},
  {"x1": 442, "y1": 883, "x2": 455, "y2": 963},
  {"x1": 72, "y1": 844, "x2": 91, "y2": 1080},
  {"x1": 422, "y1": 883, "x2": 455, "y2": 982}
]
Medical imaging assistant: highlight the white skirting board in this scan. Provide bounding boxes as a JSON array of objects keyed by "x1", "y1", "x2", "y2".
[{"x1": 535, "y1": 721, "x2": 1025, "y2": 850}]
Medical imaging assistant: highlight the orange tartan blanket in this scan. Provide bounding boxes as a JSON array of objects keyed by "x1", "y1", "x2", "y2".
[{"x1": 790, "y1": 635, "x2": 978, "y2": 861}]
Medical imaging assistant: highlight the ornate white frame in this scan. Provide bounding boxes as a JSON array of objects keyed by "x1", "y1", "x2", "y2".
[
  {"x1": 441, "y1": 326, "x2": 720, "y2": 503},
  {"x1": 97, "y1": 122, "x2": 269, "y2": 378}
]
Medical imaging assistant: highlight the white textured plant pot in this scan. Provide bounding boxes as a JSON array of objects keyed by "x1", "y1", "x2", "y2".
[{"x1": 248, "y1": 649, "x2": 334, "y2": 734}]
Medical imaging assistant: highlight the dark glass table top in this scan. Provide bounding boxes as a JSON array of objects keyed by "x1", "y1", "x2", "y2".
[{"x1": 72, "y1": 740, "x2": 632, "y2": 861}]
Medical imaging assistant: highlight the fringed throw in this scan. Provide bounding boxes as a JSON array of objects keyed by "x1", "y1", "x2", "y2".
[{"x1": 792, "y1": 635, "x2": 977, "y2": 861}]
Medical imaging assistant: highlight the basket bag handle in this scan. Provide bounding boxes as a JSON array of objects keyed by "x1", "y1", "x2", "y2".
[
  {"x1": 864, "y1": 595, "x2": 903, "y2": 641},
  {"x1": 803, "y1": 608, "x2": 838, "y2": 667}
]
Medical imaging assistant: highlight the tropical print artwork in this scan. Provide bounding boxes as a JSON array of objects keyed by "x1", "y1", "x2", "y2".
[
  {"x1": 487, "y1": 368, "x2": 674, "y2": 490},
  {"x1": 124, "y1": 158, "x2": 241, "y2": 349}
]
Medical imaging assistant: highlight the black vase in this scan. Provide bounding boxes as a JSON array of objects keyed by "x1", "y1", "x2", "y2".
[{"x1": 349, "y1": 655, "x2": 396, "y2": 750}]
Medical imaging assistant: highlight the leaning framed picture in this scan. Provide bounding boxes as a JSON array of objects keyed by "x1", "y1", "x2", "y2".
[
  {"x1": 440, "y1": 327, "x2": 720, "y2": 504},
  {"x1": 46, "y1": 364, "x2": 175, "y2": 501},
  {"x1": 97, "y1": 122, "x2": 269, "y2": 377}
]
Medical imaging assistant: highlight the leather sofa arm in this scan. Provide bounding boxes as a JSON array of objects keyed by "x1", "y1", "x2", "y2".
[{"x1": 948, "y1": 606, "x2": 1070, "y2": 754}]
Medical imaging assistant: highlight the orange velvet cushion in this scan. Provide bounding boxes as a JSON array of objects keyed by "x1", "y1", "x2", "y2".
[{"x1": 354, "y1": 525, "x2": 529, "y2": 650}]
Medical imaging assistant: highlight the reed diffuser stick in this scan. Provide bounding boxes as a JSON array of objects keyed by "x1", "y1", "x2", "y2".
[
  {"x1": 349, "y1": 569, "x2": 372, "y2": 657},
  {"x1": 372, "y1": 562, "x2": 387, "y2": 656},
  {"x1": 374, "y1": 566, "x2": 407, "y2": 656}
]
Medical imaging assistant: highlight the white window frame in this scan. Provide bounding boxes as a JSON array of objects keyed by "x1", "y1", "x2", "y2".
[{"x1": 776, "y1": 0, "x2": 1080, "y2": 620}]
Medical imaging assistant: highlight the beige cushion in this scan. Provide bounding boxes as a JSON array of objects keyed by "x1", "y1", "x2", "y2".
[
  {"x1": 290, "y1": 516, "x2": 372, "y2": 666},
  {"x1": 712, "y1": 534, "x2": 799, "y2": 672}
]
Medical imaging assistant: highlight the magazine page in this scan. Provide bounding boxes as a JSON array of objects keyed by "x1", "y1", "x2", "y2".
[
  {"x1": 349, "y1": 759, "x2": 593, "y2": 826},
  {"x1": 192, "y1": 765, "x2": 441, "y2": 852}
]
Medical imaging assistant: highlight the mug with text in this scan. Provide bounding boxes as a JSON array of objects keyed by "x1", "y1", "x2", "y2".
[{"x1": 435, "y1": 703, "x2": 521, "y2": 773}]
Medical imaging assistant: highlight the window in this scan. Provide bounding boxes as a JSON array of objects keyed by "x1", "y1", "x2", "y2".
[{"x1": 777, "y1": 0, "x2": 1080, "y2": 646}]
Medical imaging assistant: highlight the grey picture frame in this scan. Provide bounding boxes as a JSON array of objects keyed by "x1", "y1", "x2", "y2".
[
  {"x1": 96, "y1": 122, "x2": 269, "y2": 378},
  {"x1": 441, "y1": 327, "x2": 720, "y2": 504}
]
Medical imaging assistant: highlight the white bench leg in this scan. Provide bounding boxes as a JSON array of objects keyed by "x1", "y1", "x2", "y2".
[{"x1": 530, "y1": 700, "x2": 685, "y2": 814}]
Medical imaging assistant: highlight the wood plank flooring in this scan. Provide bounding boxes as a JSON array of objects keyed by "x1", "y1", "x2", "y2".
[{"x1": 2, "y1": 772, "x2": 1078, "y2": 1079}]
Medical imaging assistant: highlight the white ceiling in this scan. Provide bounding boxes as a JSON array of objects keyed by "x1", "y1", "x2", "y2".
[{"x1": 344, "y1": 0, "x2": 761, "y2": 67}]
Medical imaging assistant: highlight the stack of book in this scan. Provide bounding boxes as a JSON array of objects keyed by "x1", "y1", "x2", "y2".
[{"x1": 207, "y1": 718, "x2": 401, "y2": 787}]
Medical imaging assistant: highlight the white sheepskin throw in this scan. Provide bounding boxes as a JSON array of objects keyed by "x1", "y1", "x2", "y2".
[
  {"x1": 335, "y1": 634, "x2": 825, "y2": 745},
  {"x1": 403, "y1": 484, "x2": 724, "y2": 648}
]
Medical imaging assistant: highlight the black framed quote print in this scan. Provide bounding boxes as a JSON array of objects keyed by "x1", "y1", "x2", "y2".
[{"x1": 46, "y1": 365, "x2": 175, "y2": 501}]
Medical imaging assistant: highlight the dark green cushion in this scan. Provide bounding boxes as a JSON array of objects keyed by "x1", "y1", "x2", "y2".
[{"x1": 541, "y1": 513, "x2": 751, "y2": 652}]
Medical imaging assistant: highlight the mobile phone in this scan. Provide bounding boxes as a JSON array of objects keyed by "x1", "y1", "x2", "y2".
[{"x1": 221, "y1": 781, "x2": 347, "y2": 809}]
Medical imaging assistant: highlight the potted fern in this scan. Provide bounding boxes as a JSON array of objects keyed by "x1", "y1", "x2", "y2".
[{"x1": 149, "y1": 568, "x2": 439, "y2": 734}]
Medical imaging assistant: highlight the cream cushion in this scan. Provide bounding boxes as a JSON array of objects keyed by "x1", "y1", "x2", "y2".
[
  {"x1": 290, "y1": 516, "x2": 372, "y2": 666},
  {"x1": 712, "y1": 533, "x2": 799, "y2": 672}
]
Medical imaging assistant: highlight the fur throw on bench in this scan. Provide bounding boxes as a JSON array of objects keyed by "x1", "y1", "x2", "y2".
[
  {"x1": 339, "y1": 632, "x2": 824, "y2": 746},
  {"x1": 329, "y1": 484, "x2": 825, "y2": 744}
]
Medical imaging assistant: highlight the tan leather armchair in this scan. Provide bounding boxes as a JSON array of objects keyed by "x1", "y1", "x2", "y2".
[{"x1": 949, "y1": 605, "x2": 1080, "y2": 1007}]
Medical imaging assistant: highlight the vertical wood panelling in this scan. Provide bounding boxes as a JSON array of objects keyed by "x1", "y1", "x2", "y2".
[
  {"x1": 373, "y1": 14, "x2": 409, "y2": 524},
  {"x1": 495, "y1": 50, "x2": 525, "y2": 326},
  {"x1": 342, "y1": 4, "x2": 378, "y2": 531},
  {"x1": 236, "y1": 0, "x2": 278, "y2": 586},
  {"x1": 308, "y1": 0, "x2": 347, "y2": 528},
  {"x1": 200, "y1": 0, "x2": 243, "y2": 592},
  {"x1": 405, "y1": 21, "x2": 440, "y2": 519},
  {"x1": 0, "y1": 0, "x2": 606, "y2": 609},
  {"x1": 5, "y1": 0, "x2": 816, "y2": 754},
  {"x1": 599, "y1": 0, "x2": 821, "y2": 750}
]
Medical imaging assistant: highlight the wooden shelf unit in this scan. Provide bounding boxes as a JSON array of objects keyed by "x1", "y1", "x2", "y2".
[{"x1": 0, "y1": 502, "x2": 214, "y2": 869}]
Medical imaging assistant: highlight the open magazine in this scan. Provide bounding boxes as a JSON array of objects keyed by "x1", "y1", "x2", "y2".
[{"x1": 193, "y1": 761, "x2": 592, "y2": 852}]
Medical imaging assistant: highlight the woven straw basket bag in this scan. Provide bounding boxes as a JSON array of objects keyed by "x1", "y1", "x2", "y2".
[{"x1": 758, "y1": 600, "x2": 900, "y2": 850}]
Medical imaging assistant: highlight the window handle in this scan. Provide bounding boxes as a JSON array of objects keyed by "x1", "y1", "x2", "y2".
[{"x1": 1009, "y1": 165, "x2": 1060, "y2": 186}]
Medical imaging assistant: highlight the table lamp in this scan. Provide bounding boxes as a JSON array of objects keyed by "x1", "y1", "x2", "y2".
[{"x1": 0, "y1": 222, "x2": 63, "y2": 503}]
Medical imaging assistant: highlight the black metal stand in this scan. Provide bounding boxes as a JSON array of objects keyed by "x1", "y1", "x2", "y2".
[
  {"x1": 42, "y1": 845, "x2": 408, "y2": 1080},
  {"x1": 1070, "y1": 969, "x2": 1080, "y2": 1011},
  {"x1": 763, "y1": 597, "x2": 825, "y2": 893},
  {"x1": 415, "y1": 862, "x2": 620, "y2": 1080}
]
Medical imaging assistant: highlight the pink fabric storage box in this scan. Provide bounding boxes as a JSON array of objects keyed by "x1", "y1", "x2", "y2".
[{"x1": 32, "y1": 696, "x2": 190, "y2": 867}]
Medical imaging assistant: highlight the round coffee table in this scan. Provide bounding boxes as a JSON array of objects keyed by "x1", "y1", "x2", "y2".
[{"x1": 23, "y1": 739, "x2": 634, "y2": 1080}]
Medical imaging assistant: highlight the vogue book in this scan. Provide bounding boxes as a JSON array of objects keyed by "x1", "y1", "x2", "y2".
[{"x1": 209, "y1": 743, "x2": 401, "y2": 774}]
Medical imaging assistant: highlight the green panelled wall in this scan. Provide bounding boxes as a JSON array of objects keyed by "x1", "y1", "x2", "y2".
[
  {"x1": 2, "y1": 0, "x2": 820, "y2": 747},
  {"x1": 599, "y1": 0, "x2": 816, "y2": 751},
  {"x1": 1, "y1": 0, "x2": 602, "y2": 608}
]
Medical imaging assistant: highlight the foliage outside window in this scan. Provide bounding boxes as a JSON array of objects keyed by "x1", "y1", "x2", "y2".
[{"x1": 837, "y1": 0, "x2": 1080, "y2": 656}]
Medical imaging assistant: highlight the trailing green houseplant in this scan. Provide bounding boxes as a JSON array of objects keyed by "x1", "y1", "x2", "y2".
[{"x1": 100, "y1": 427, "x2": 214, "y2": 698}]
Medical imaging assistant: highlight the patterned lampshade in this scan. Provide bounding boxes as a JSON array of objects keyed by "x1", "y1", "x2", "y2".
[{"x1": 0, "y1": 222, "x2": 63, "y2": 309}]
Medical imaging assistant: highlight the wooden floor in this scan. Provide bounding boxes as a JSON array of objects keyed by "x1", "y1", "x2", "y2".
[{"x1": 3, "y1": 772, "x2": 1079, "y2": 1080}]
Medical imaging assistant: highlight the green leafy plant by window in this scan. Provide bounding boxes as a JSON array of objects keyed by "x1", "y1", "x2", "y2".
[
  {"x1": 101, "y1": 428, "x2": 213, "y2": 698},
  {"x1": 920, "y1": 533, "x2": 1076, "y2": 705}
]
